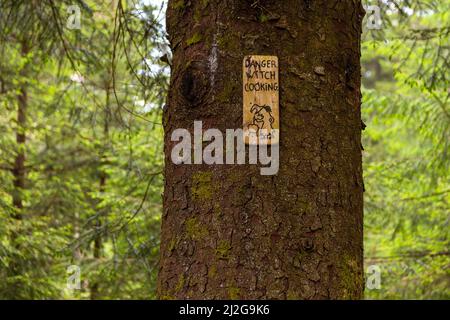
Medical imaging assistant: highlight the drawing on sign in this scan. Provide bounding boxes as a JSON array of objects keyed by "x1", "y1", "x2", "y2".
[
  {"x1": 243, "y1": 55, "x2": 279, "y2": 145},
  {"x1": 248, "y1": 103, "x2": 275, "y2": 139}
]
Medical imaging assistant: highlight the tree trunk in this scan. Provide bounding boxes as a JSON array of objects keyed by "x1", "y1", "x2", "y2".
[
  {"x1": 7, "y1": 40, "x2": 30, "y2": 299},
  {"x1": 158, "y1": 0, "x2": 365, "y2": 300},
  {"x1": 12, "y1": 41, "x2": 29, "y2": 216},
  {"x1": 90, "y1": 83, "x2": 111, "y2": 300},
  {"x1": 89, "y1": 171, "x2": 105, "y2": 300}
]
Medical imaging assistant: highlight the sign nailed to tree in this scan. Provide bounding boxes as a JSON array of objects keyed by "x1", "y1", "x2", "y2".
[{"x1": 243, "y1": 55, "x2": 280, "y2": 145}]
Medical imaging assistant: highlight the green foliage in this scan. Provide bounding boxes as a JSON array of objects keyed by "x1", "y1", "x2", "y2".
[
  {"x1": 362, "y1": 0, "x2": 449, "y2": 299},
  {"x1": 0, "y1": 0, "x2": 167, "y2": 299}
]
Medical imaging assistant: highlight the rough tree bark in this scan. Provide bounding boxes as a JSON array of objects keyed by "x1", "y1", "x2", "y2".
[{"x1": 158, "y1": 0, "x2": 365, "y2": 299}]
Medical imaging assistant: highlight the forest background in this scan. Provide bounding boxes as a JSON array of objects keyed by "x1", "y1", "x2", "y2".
[{"x1": 0, "y1": 0, "x2": 448, "y2": 299}]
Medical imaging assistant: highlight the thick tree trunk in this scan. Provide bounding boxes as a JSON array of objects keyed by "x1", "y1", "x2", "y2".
[{"x1": 158, "y1": 0, "x2": 365, "y2": 299}]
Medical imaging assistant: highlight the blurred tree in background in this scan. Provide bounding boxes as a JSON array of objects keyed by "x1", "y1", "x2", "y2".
[
  {"x1": 0, "y1": 0, "x2": 448, "y2": 299},
  {"x1": 362, "y1": 0, "x2": 449, "y2": 299},
  {"x1": 0, "y1": 0, "x2": 167, "y2": 299}
]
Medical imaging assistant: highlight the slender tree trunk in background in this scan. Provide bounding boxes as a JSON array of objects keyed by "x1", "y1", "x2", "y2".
[
  {"x1": 12, "y1": 41, "x2": 29, "y2": 217},
  {"x1": 7, "y1": 40, "x2": 30, "y2": 298},
  {"x1": 90, "y1": 86, "x2": 111, "y2": 300},
  {"x1": 90, "y1": 174, "x2": 105, "y2": 300},
  {"x1": 89, "y1": 171, "x2": 105, "y2": 300},
  {"x1": 158, "y1": 0, "x2": 365, "y2": 299},
  {"x1": 90, "y1": 1, "x2": 117, "y2": 299}
]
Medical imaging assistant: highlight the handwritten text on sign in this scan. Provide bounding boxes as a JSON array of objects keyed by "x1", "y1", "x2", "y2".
[{"x1": 243, "y1": 55, "x2": 279, "y2": 145}]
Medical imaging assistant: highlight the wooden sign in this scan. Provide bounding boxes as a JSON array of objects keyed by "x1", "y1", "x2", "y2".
[{"x1": 243, "y1": 55, "x2": 279, "y2": 145}]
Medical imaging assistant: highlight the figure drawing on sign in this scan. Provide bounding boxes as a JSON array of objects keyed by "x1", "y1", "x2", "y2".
[{"x1": 248, "y1": 103, "x2": 275, "y2": 139}]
